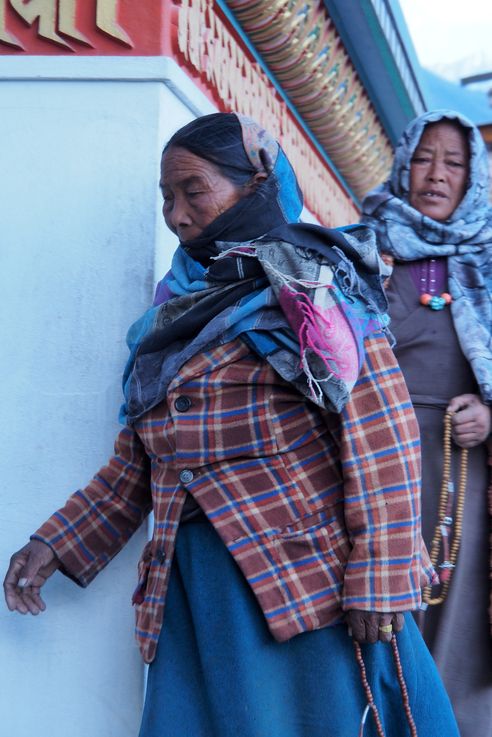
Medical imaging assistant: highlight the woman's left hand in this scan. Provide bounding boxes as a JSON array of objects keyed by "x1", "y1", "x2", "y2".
[
  {"x1": 447, "y1": 393, "x2": 491, "y2": 448},
  {"x1": 346, "y1": 610, "x2": 404, "y2": 644}
]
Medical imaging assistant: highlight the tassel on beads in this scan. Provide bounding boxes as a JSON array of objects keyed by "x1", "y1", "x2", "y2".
[{"x1": 353, "y1": 635, "x2": 418, "y2": 737}]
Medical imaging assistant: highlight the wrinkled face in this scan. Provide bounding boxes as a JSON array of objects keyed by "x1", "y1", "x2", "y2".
[
  {"x1": 160, "y1": 146, "x2": 246, "y2": 242},
  {"x1": 409, "y1": 121, "x2": 470, "y2": 222}
]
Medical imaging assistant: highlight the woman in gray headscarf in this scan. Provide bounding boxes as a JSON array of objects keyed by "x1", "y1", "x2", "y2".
[{"x1": 362, "y1": 108, "x2": 492, "y2": 737}]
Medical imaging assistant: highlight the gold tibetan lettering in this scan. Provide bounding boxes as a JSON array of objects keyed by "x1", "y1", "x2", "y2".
[
  {"x1": 58, "y1": 0, "x2": 91, "y2": 45},
  {"x1": 9, "y1": 0, "x2": 71, "y2": 47},
  {"x1": 0, "y1": 1, "x2": 22, "y2": 47},
  {"x1": 1, "y1": 0, "x2": 133, "y2": 52},
  {"x1": 96, "y1": 0, "x2": 132, "y2": 47}
]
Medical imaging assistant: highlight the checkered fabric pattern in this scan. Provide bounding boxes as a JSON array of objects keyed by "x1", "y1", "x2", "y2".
[{"x1": 34, "y1": 334, "x2": 434, "y2": 663}]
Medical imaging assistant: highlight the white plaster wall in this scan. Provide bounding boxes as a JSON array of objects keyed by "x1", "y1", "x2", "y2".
[{"x1": 0, "y1": 59, "x2": 215, "y2": 737}]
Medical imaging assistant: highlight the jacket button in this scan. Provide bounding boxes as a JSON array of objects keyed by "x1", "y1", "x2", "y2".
[
  {"x1": 174, "y1": 395, "x2": 192, "y2": 412},
  {"x1": 179, "y1": 469, "x2": 194, "y2": 484},
  {"x1": 155, "y1": 548, "x2": 166, "y2": 564}
]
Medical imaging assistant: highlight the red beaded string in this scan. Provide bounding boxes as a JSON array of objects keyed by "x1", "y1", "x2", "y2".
[
  {"x1": 353, "y1": 634, "x2": 418, "y2": 737},
  {"x1": 353, "y1": 640, "x2": 386, "y2": 737},
  {"x1": 390, "y1": 635, "x2": 418, "y2": 737}
]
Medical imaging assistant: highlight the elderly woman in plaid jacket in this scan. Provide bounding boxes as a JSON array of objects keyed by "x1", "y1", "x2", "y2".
[{"x1": 4, "y1": 113, "x2": 459, "y2": 737}]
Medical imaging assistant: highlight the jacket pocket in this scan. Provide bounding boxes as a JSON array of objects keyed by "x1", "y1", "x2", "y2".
[
  {"x1": 132, "y1": 540, "x2": 153, "y2": 606},
  {"x1": 271, "y1": 509, "x2": 351, "y2": 590}
]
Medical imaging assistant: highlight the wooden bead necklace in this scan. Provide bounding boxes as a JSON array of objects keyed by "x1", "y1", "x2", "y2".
[
  {"x1": 421, "y1": 411, "x2": 468, "y2": 609},
  {"x1": 353, "y1": 635, "x2": 418, "y2": 736}
]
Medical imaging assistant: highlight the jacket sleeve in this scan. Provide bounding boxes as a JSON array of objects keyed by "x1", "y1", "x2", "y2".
[
  {"x1": 32, "y1": 425, "x2": 152, "y2": 587},
  {"x1": 338, "y1": 331, "x2": 435, "y2": 612}
]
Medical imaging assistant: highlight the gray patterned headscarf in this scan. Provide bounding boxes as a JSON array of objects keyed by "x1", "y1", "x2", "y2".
[{"x1": 361, "y1": 109, "x2": 492, "y2": 402}]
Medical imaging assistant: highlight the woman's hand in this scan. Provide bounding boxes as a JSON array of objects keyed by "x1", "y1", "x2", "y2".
[
  {"x1": 447, "y1": 394, "x2": 491, "y2": 448},
  {"x1": 3, "y1": 540, "x2": 59, "y2": 615},
  {"x1": 346, "y1": 610, "x2": 404, "y2": 643}
]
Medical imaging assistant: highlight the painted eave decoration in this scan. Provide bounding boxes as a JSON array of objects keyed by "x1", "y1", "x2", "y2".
[{"x1": 223, "y1": 0, "x2": 395, "y2": 199}]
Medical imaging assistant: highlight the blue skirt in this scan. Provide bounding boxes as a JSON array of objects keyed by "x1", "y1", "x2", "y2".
[{"x1": 139, "y1": 517, "x2": 459, "y2": 737}]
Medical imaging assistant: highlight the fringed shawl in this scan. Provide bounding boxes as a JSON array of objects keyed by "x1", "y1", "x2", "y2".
[{"x1": 121, "y1": 114, "x2": 390, "y2": 423}]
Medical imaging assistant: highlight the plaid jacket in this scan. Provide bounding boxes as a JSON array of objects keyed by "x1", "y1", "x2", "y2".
[{"x1": 34, "y1": 334, "x2": 434, "y2": 663}]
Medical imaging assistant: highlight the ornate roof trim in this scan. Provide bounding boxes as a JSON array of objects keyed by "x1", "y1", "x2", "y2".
[{"x1": 222, "y1": 0, "x2": 394, "y2": 199}]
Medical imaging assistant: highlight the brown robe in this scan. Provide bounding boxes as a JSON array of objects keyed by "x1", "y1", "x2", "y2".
[{"x1": 387, "y1": 261, "x2": 492, "y2": 737}]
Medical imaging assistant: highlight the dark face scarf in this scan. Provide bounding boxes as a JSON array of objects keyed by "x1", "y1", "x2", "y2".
[{"x1": 180, "y1": 178, "x2": 293, "y2": 264}]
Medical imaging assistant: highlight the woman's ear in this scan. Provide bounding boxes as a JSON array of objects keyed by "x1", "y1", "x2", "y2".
[{"x1": 246, "y1": 171, "x2": 268, "y2": 193}]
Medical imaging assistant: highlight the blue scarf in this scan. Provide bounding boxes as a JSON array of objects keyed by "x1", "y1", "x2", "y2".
[
  {"x1": 121, "y1": 228, "x2": 389, "y2": 423},
  {"x1": 361, "y1": 109, "x2": 492, "y2": 402}
]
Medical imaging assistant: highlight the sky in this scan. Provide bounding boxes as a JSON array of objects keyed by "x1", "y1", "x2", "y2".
[{"x1": 398, "y1": 0, "x2": 492, "y2": 70}]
